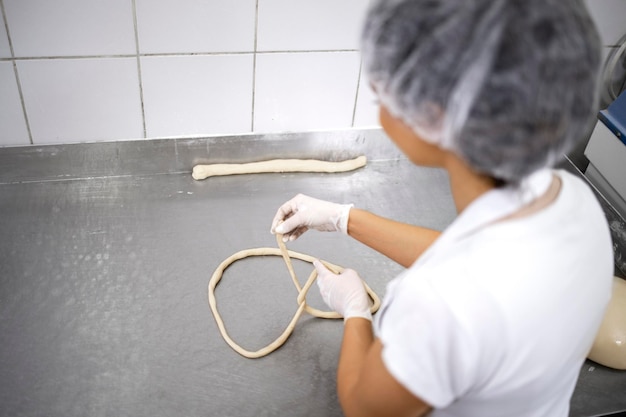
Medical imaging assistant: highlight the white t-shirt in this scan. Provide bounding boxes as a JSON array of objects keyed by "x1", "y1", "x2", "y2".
[{"x1": 375, "y1": 169, "x2": 613, "y2": 417}]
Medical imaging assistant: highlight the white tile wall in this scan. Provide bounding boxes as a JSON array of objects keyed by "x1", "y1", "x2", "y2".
[
  {"x1": 0, "y1": 22, "x2": 11, "y2": 58},
  {"x1": 135, "y1": 0, "x2": 256, "y2": 54},
  {"x1": 1, "y1": 0, "x2": 625, "y2": 147},
  {"x1": 257, "y1": 0, "x2": 369, "y2": 51},
  {"x1": 4, "y1": 0, "x2": 136, "y2": 57},
  {"x1": 584, "y1": 0, "x2": 626, "y2": 107},
  {"x1": 353, "y1": 73, "x2": 380, "y2": 128},
  {"x1": 585, "y1": 0, "x2": 626, "y2": 45},
  {"x1": 141, "y1": 55, "x2": 254, "y2": 138},
  {"x1": 0, "y1": 62, "x2": 29, "y2": 145},
  {"x1": 254, "y1": 52, "x2": 360, "y2": 132},
  {"x1": 18, "y1": 58, "x2": 143, "y2": 144}
]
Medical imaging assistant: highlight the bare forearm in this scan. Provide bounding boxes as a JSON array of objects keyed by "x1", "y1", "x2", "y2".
[
  {"x1": 347, "y1": 208, "x2": 441, "y2": 268},
  {"x1": 337, "y1": 318, "x2": 375, "y2": 416}
]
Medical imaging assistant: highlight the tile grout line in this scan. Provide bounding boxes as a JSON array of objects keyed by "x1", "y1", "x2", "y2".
[
  {"x1": 0, "y1": 49, "x2": 359, "y2": 62},
  {"x1": 0, "y1": 54, "x2": 138, "y2": 61},
  {"x1": 131, "y1": 0, "x2": 147, "y2": 139},
  {"x1": 251, "y1": 0, "x2": 259, "y2": 133},
  {"x1": 1, "y1": 0, "x2": 34, "y2": 145},
  {"x1": 351, "y1": 59, "x2": 363, "y2": 128}
]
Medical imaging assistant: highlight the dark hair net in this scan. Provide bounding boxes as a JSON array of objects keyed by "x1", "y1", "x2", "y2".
[{"x1": 362, "y1": 0, "x2": 602, "y2": 181}]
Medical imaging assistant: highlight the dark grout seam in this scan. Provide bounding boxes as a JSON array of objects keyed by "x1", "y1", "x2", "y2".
[
  {"x1": 0, "y1": 49, "x2": 359, "y2": 62},
  {"x1": 131, "y1": 0, "x2": 147, "y2": 139},
  {"x1": 351, "y1": 59, "x2": 363, "y2": 127},
  {"x1": 0, "y1": 0, "x2": 33, "y2": 144},
  {"x1": 251, "y1": 0, "x2": 259, "y2": 132}
]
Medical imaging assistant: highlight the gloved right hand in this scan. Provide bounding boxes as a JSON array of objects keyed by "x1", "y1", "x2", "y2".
[
  {"x1": 314, "y1": 260, "x2": 372, "y2": 322},
  {"x1": 270, "y1": 194, "x2": 353, "y2": 241}
]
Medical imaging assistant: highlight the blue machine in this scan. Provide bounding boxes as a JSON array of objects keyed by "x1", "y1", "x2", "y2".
[
  {"x1": 598, "y1": 89, "x2": 626, "y2": 145},
  {"x1": 585, "y1": 88, "x2": 626, "y2": 219}
]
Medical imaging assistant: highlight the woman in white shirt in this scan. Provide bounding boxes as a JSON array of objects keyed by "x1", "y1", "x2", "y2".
[{"x1": 270, "y1": 1, "x2": 614, "y2": 416}]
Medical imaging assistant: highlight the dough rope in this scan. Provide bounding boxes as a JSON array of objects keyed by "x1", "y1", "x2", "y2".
[
  {"x1": 192, "y1": 156, "x2": 367, "y2": 180},
  {"x1": 208, "y1": 234, "x2": 381, "y2": 358}
]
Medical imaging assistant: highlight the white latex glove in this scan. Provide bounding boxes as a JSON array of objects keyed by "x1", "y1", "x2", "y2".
[
  {"x1": 270, "y1": 194, "x2": 353, "y2": 241},
  {"x1": 314, "y1": 260, "x2": 372, "y2": 322}
]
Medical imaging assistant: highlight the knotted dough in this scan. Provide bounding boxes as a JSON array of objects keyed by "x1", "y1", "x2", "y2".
[{"x1": 208, "y1": 234, "x2": 381, "y2": 358}]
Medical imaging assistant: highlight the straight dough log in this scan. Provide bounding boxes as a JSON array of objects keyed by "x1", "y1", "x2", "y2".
[{"x1": 192, "y1": 156, "x2": 367, "y2": 180}]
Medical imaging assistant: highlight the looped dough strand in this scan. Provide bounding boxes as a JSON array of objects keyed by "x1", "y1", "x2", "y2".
[{"x1": 208, "y1": 234, "x2": 381, "y2": 358}]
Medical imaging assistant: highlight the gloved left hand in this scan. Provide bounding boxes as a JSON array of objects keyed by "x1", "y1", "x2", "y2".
[{"x1": 314, "y1": 260, "x2": 372, "y2": 322}]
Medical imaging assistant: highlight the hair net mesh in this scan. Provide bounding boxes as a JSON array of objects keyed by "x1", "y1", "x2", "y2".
[{"x1": 362, "y1": 0, "x2": 602, "y2": 181}]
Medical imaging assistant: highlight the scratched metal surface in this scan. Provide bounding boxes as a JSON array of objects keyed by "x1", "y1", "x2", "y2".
[
  {"x1": 0, "y1": 130, "x2": 455, "y2": 417},
  {"x1": 0, "y1": 130, "x2": 624, "y2": 417}
]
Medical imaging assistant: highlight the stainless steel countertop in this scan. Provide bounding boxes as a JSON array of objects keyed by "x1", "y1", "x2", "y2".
[{"x1": 0, "y1": 129, "x2": 624, "y2": 417}]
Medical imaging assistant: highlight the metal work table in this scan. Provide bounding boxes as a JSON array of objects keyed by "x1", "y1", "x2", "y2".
[{"x1": 0, "y1": 129, "x2": 624, "y2": 416}]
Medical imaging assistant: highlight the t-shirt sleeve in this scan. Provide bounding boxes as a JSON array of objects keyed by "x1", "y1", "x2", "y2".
[{"x1": 377, "y1": 276, "x2": 488, "y2": 409}]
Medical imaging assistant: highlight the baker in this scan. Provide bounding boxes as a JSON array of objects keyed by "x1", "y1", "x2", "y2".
[{"x1": 270, "y1": 1, "x2": 614, "y2": 416}]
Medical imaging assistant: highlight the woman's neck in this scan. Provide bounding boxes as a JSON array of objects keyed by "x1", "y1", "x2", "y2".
[
  {"x1": 445, "y1": 154, "x2": 562, "y2": 218},
  {"x1": 444, "y1": 154, "x2": 496, "y2": 214}
]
